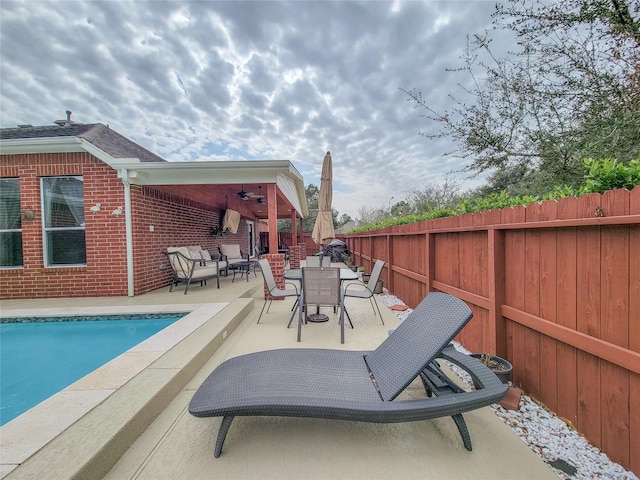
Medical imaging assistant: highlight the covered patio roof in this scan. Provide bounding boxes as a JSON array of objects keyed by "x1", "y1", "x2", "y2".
[{"x1": 109, "y1": 158, "x2": 308, "y2": 220}]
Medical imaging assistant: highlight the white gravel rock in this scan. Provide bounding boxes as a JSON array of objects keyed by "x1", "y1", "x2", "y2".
[{"x1": 378, "y1": 292, "x2": 638, "y2": 480}]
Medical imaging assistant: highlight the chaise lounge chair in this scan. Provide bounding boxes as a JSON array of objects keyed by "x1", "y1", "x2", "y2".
[{"x1": 189, "y1": 292, "x2": 508, "y2": 457}]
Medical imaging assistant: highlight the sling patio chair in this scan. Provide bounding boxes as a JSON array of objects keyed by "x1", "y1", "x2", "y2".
[
  {"x1": 305, "y1": 255, "x2": 321, "y2": 267},
  {"x1": 343, "y1": 259, "x2": 385, "y2": 324},
  {"x1": 257, "y1": 259, "x2": 300, "y2": 324},
  {"x1": 297, "y1": 266, "x2": 351, "y2": 343},
  {"x1": 189, "y1": 292, "x2": 509, "y2": 457}
]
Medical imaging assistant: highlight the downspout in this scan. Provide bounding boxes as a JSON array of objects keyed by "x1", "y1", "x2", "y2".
[{"x1": 120, "y1": 169, "x2": 135, "y2": 296}]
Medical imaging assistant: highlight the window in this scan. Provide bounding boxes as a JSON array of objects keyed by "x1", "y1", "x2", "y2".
[
  {"x1": 41, "y1": 176, "x2": 86, "y2": 266},
  {"x1": 0, "y1": 178, "x2": 23, "y2": 267}
]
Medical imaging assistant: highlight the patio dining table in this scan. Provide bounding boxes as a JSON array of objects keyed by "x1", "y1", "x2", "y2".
[{"x1": 284, "y1": 268, "x2": 358, "y2": 282}]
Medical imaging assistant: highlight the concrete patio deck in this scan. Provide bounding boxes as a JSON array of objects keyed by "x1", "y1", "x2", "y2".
[{"x1": 0, "y1": 267, "x2": 558, "y2": 479}]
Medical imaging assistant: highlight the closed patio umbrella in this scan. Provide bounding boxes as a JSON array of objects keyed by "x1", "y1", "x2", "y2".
[{"x1": 311, "y1": 151, "x2": 335, "y2": 248}]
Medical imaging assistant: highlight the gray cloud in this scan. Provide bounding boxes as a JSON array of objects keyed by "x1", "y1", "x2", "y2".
[{"x1": 1, "y1": 0, "x2": 501, "y2": 219}]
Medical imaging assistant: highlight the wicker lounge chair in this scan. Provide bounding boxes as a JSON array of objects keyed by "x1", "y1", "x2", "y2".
[{"x1": 189, "y1": 292, "x2": 508, "y2": 457}]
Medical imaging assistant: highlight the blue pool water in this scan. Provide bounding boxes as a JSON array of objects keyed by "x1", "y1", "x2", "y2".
[{"x1": 0, "y1": 314, "x2": 185, "y2": 426}]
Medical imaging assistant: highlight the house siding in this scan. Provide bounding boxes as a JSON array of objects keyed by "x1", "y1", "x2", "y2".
[{"x1": 1, "y1": 153, "x2": 250, "y2": 299}]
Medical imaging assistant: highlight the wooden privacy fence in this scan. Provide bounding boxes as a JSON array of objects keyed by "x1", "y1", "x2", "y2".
[{"x1": 344, "y1": 187, "x2": 639, "y2": 474}]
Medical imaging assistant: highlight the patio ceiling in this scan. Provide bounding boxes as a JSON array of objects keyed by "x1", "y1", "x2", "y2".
[{"x1": 110, "y1": 159, "x2": 308, "y2": 220}]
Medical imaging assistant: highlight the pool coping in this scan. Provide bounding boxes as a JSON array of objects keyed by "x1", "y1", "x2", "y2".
[{"x1": 0, "y1": 299, "x2": 254, "y2": 479}]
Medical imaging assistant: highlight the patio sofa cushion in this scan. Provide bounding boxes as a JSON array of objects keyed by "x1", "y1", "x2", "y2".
[
  {"x1": 189, "y1": 292, "x2": 509, "y2": 457},
  {"x1": 183, "y1": 246, "x2": 228, "y2": 271},
  {"x1": 201, "y1": 249, "x2": 227, "y2": 269},
  {"x1": 187, "y1": 245, "x2": 205, "y2": 259}
]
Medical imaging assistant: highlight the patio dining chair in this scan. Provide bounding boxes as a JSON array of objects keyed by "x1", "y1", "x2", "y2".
[
  {"x1": 343, "y1": 259, "x2": 385, "y2": 324},
  {"x1": 257, "y1": 259, "x2": 299, "y2": 324},
  {"x1": 305, "y1": 255, "x2": 321, "y2": 267},
  {"x1": 299, "y1": 267, "x2": 350, "y2": 343}
]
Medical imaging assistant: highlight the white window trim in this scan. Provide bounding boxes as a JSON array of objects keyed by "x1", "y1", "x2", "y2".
[{"x1": 41, "y1": 176, "x2": 87, "y2": 267}]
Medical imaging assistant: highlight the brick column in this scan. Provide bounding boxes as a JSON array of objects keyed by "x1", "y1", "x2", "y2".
[
  {"x1": 262, "y1": 253, "x2": 285, "y2": 300},
  {"x1": 289, "y1": 245, "x2": 301, "y2": 269},
  {"x1": 299, "y1": 243, "x2": 306, "y2": 260}
]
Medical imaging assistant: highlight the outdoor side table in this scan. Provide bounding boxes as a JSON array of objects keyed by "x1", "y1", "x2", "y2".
[{"x1": 229, "y1": 260, "x2": 258, "y2": 282}]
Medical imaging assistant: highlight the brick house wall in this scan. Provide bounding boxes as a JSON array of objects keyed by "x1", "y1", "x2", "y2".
[
  {"x1": 1, "y1": 153, "x2": 250, "y2": 299},
  {"x1": 131, "y1": 185, "x2": 249, "y2": 295},
  {"x1": 1, "y1": 152, "x2": 128, "y2": 298}
]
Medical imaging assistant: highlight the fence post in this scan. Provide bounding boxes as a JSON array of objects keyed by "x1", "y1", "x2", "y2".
[
  {"x1": 425, "y1": 232, "x2": 435, "y2": 294},
  {"x1": 488, "y1": 228, "x2": 506, "y2": 357},
  {"x1": 386, "y1": 233, "x2": 393, "y2": 293}
]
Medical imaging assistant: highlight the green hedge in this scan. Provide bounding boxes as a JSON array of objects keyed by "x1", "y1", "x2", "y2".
[{"x1": 350, "y1": 159, "x2": 640, "y2": 233}]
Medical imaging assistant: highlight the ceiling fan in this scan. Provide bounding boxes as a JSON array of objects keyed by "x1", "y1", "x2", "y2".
[
  {"x1": 237, "y1": 185, "x2": 255, "y2": 200},
  {"x1": 255, "y1": 186, "x2": 266, "y2": 204}
]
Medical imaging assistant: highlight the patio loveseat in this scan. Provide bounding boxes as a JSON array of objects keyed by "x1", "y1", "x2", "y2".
[{"x1": 165, "y1": 247, "x2": 221, "y2": 294}]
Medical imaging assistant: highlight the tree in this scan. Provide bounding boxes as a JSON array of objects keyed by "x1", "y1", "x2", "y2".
[
  {"x1": 278, "y1": 184, "x2": 349, "y2": 233},
  {"x1": 336, "y1": 213, "x2": 353, "y2": 227},
  {"x1": 301, "y1": 184, "x2": 320, "y2": 233},
  {"x1": 390, "y1": 200, "x2": 411, "y2": 217},
  {"x1": 355, "y1": 205, "x2": 388, "y2": 225},
  {"x1": 404, "y1": 0, "x2": 640, "y2": 193},
  {"x1": 405, "y1": 177, "x2": 463, "y2": 213}
]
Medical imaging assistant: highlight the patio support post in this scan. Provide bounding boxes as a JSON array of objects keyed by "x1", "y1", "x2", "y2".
[
  {"x1": 291, "y1": 210, "x2": 298, "y2": 245},
  {"x1": 267, "y1": 184, "x2": 278, "y2": 253}
]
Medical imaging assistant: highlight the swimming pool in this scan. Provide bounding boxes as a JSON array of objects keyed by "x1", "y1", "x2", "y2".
[{"x1": 0, "y1": 313, "x2": 187, "y2": 426}]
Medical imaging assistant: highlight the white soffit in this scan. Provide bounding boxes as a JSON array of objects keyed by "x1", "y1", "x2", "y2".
[
  {"x1": 114, "y1": 160, "x2": 308, "y2": 217},
  {"x1": 277, "y1": 173, "x2": 303, "y2": 217}
]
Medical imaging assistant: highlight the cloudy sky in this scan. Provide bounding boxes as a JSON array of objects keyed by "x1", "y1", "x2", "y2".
[{"x1": 0, "y1": 0, "x2": 503, "y2": 220}]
